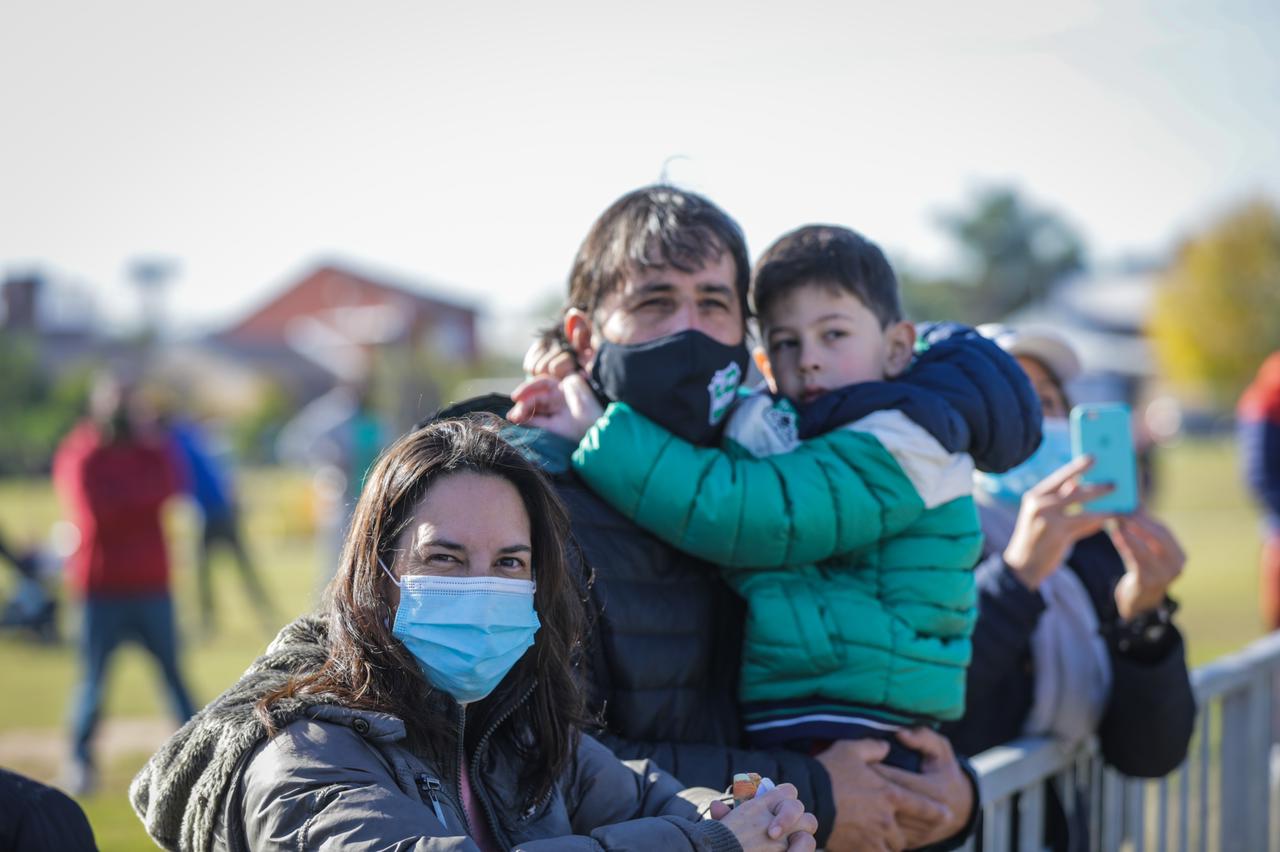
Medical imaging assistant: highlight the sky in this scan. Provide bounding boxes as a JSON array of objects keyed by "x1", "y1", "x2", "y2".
[{"x1": 3, "y1": 0, "x2": 1278, "y2": 356}]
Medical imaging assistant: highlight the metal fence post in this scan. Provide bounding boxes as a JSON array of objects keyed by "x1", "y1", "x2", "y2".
[
  {"x1": 1017, "y1": 782, "x2": 1043, "y2": 852},
  {"x1": 1221, "y1": 688, "x2": 1250, "y2": 852},
  {"x1": 963, "y1": 633, "x2": 1280, "y2": 852}
]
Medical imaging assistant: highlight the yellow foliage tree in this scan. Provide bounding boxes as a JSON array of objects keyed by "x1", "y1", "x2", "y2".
[{"x1": 1150, "y1": 198, "x2": 1280, "y2": 409}]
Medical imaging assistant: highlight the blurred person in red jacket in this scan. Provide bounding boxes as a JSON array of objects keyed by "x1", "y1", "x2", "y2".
[
  {"x1": 52, "y1": 372, "x2": 197, "y2": 794},
  {"x1": 1240, "y1": 352, "x2": 1280, "y2": 630}
]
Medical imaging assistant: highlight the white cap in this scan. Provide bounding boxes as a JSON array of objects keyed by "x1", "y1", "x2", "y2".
[{"x1": 977, "y1": 323, "x2": 1082, "y2": 385}]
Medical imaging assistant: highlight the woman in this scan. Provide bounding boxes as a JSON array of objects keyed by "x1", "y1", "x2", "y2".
[
  {"x1": 944, "y1": 325, "x2": 1196, "y2": 850},
  {"x1": 131, "y1": 417, "x2": 818, "y2": 852}
]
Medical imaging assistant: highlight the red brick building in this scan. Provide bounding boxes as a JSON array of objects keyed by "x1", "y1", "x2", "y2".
[{"x1": 222, "y1": 262, "x2": 480, "y2": 363}]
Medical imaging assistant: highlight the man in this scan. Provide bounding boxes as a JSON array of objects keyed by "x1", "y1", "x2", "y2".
[
  {"x1": 444, "y1": 186, "x2": 978, "y2": 851},
  {"x1": 53, "y1": 373, "x2": 197, "y2": 794}
]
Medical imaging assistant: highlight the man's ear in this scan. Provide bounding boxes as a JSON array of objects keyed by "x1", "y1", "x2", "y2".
[
  {"x1": 752, "y1": 346, "x2": 778, "y2": 394},
  {"x1": 883, "y1": 321, "x2": 917, "y2": 378},
  {"x1": 563, "y1": 309, "x2": 596, "y2": 365}
]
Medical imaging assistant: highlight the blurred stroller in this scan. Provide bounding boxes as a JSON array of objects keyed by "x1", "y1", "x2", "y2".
[{"x1": 0, "y1": 532, "x2": 59, "y2": 643}]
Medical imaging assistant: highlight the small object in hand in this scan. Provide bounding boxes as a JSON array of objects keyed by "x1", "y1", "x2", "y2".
[{"x1": 732, "y1": 772, "x2": 761, "y2": 806}]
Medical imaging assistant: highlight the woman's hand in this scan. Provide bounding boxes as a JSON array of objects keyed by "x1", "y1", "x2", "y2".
[
  {"x1": 710, "y1": 783, "x2": 819, "y2": 852},
  {"x1": 1003, "y1": 456, "x2": 1115, "y2": 590},
  {"x1": 1110, "y1": 511, "x2": 1186, "y2": 620}
]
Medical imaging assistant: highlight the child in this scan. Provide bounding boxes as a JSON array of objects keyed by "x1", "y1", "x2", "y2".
[{"x1": 568, "y1": 225, "x2": 1040, "y2": 769}]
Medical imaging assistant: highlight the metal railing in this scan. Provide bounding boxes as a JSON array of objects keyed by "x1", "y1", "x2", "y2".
[{"x1": 962, "y1": 631, "x2": 1280, "y2": 852}]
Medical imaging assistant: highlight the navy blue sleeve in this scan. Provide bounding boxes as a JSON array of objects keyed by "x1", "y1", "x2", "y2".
[
  {"x1": 796, "y1": 378, "x2": 970, "y2": 451},
  {"x1": 1239, "y1": 415, "x2": 1280, "y2": 522},
  {"x1": 1066, "y1": 534, "x2": 1196, "y2": 776},
  {"x1": 796, "y1": 323, "x2": 1043, "y2": 475},
  {"x1": 942, "y1": 552, "x2": 1047, "y2": 758},
  {"x1": 900, "y1": 323, "x2": 1044, "y2": 473},
  {"x1": 968, "y1": 553, "x2": 1046, "y2": 694},
  {"x1": 1097, "y1": 628, "x2": 1196, "y2": 777}
]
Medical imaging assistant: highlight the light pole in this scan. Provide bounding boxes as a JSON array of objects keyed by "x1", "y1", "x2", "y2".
[{"x1": 127, "y1": 255, "x2": 179, "y2": 346}]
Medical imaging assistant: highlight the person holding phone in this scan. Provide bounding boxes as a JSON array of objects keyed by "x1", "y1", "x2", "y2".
[{"x1": 942, "y1": 325, "x2": 1195, "y2": 852}]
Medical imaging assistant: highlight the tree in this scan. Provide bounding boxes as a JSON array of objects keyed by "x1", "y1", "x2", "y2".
[
  {"x1": 1149, "y1": 198, "x2": 1280, "y2": 409},
  {"x1": 899, "y1": 186, "x2": 1087, "y2": 324},
  {"x1": 939, "y1": 186, "x2": 1086, "y2": 322},
  {"x1": 0, "y1": 334, "x2": 92, "y2": 474},
  {"x1": 898, "y1": 268, "x2": 970, "y2": 324}
]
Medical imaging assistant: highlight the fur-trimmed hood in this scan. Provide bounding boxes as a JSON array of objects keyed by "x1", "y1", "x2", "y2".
[{"x1": 128, "y1": 616, "x2": 337, "y2": 852}]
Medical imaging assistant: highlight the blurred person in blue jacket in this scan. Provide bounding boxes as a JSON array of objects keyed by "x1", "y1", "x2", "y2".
[
  {"x1": 168, "y1": 417, "x2": 275, "y2": 635},
  {"x1": 1239, "y1": 351, "x2": 1280, "y2": 630}
]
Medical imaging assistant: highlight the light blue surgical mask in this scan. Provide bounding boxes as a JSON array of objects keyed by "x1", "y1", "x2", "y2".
[
  {"x1": 974, "y1": 418, "x2": 1073, "y2": 504},
  {"x1": 379, "y1": 559, "x2": 540, "y2": 704}
]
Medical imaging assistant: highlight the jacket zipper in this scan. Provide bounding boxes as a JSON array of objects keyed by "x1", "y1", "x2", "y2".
[
  {"x1": 454, "y1": 703, "x2": 475, "y2": 838},
  {"x1": 469, "y1": 683, "x2": 537, "y2": 847},
  {"x1": 415, "y1": 773, "x2": 448, "y2": 827}
]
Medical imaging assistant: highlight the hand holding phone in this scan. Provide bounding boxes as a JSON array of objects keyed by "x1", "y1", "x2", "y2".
[{"x1": 1069, "y1": 403, "x2": 1138, "y2": 514}]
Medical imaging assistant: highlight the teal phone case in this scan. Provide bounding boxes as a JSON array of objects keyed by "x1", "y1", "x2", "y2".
[{"x1": 1070, "y1": 403, "x2": 1138, "y2": 514}]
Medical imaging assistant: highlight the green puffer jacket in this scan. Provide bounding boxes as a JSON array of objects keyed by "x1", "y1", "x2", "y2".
[{"x1": 572, "y1": 393, "x2": 983, "y2": 723}]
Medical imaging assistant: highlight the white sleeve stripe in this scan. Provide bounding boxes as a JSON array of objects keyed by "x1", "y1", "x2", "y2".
[{"x1": 842, "y1": 410, "x2": 974, "y2": 509}]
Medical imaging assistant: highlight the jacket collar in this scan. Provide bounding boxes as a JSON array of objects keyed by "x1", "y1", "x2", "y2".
[{"x1": 306, "y1": 705, "x2": 407, "y2": 742}]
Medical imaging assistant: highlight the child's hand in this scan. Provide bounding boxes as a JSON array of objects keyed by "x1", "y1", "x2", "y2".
[
  {"x1": 522, "y1": 337, "x2": 578, "y2": 381},
  {"x1": 508, "y1": 373, "x2": 603, "y2": 442},
  {"x1": 508, "y1": 376, "x2": 566, "y2": 425}
]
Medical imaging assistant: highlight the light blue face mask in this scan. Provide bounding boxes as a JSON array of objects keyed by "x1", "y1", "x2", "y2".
[
  {"x1": 380, "y1": 559, "x2": 540, "y2": 704},
  {"x1": 974, "y1": 418, "x2": 1073, "y2": 504}
]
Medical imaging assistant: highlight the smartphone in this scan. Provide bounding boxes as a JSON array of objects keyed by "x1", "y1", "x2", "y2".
[{"x1": 1070, "y1": 403, "x2": 1139, "y2": 514}]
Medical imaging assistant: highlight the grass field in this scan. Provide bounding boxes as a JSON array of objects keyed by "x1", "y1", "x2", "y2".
[
  {"x1": 0, "y1": 467, "x2": 323, "y2": 850},
  {"x1": 0, "y1": 438, "x2": 1267, "y2": 850}
]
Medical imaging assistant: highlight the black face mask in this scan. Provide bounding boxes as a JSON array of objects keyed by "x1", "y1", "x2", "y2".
[{"x1": 589, "y1": 329, "x2": 750, "y2": 445}]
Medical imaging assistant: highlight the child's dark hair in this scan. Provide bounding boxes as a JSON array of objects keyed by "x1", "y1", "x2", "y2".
[
  {"x1": 569, "y1": 185, "x2": 750, "y2": 320},
  {"x1": 751, "y1": 225, "x2": 904, "y2": 328}
]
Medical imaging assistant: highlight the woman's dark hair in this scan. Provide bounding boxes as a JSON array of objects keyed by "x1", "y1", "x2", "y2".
[
  {"x1": 751, "y1": 224, "x2": 904, "y2": 328},
  {"x1": 568, "y1": 184, "x2": 751, "y2": 321},
  {"x1": 258, "y1": 416, "x2": 587, "y2": 807}
]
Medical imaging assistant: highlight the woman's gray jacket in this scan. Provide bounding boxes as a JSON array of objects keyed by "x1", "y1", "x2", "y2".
[{"x1": 129, "y1": 616, "x2": 740, "y2": 852}]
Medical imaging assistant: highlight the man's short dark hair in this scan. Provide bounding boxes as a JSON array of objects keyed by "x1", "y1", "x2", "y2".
[
  {"x1": 751, "y1": 225, "x2": 904, "y2": 328},
  {"x1": 568, "y1": 185, "x2": 750, "y2": 320}
]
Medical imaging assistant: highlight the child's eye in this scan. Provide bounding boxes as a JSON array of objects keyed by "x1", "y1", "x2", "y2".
[
  {"x1": 769, "y1": 339, "x2": 798, "y2": 352},
  {"x1": 823, "y1": 329, "x2": 848, "y2": 342}
]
